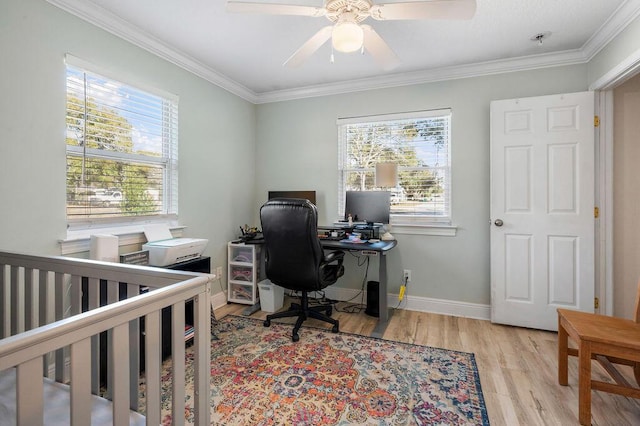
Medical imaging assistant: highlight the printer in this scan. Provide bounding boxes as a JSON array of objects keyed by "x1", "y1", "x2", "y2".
[{"x1": 142, "y1": 225, "x2": 208, "y2": 267}]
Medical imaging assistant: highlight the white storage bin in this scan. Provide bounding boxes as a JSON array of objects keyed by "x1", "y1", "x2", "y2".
[{"x1": 258, "y1": 279, "x2": 284, "y2": 313}]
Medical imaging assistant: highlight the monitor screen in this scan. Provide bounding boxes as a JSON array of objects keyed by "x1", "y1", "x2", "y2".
[
  {"x1": 344, "y1": 191, "x2": 391, "y2": 224},
  {"x1": 268, "y1": 190, "x2": 316, "y2": 205}
]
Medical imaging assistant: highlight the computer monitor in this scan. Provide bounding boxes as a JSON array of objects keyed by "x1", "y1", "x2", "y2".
[
  {"x1": 344, "y1": 191, "x2": 391, "y2": 225},
  {"x1": 268, "y1": 190, "x2": 316, "y2": 205}
]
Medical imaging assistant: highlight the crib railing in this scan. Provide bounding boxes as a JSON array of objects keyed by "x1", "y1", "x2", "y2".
[{"x1": 0, "y1": 250, "x2": 212, "y2": 425}]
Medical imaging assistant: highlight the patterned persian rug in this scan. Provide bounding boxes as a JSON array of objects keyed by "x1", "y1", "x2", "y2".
[{"x1": 140, "y1": 315, "x2": 489, "y2": 425}]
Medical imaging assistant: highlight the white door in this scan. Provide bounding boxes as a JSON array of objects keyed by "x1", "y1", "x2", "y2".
[{"x1": 490, "y1": 91, "x2": 595, "y2": 331}]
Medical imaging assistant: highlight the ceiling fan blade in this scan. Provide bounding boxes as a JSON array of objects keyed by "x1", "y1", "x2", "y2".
[
  {"x1": 362, "y1": 25, "x2": 400, "y2": 70},
  {"x1": 369, "y1": 0, "x2": 476, "y2": 21},
  {"x1": 284, "y1": 26, "x2": 333, "y2": 68},
  {"x1": 226, "y1": 1, "x2": 326, "y2": 17}
]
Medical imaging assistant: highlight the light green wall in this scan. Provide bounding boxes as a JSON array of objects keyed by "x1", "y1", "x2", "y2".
[
  {"x1": 0, "y1": 0, "x2": 256, "y2": 274},
  {"x1": 3, "y1": 0, "x2": 639, "y2": 308},
  {"x1": 255, "y1": 66, "x2": 589, "y2": 304}
]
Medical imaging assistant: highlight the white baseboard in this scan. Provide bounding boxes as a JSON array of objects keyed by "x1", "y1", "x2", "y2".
[
  {"x1": 323, "y1": 287, "x2": 491, "y2": 321},
  {"x1": 211, "y1": 286, "x2": 490, "y2": 321},
  {"x1": 210, "y1": 290, "x2": 229, "y2": 311},
  {"x1": 399, "y1": 294, "x2": 491, "y2": 320}
]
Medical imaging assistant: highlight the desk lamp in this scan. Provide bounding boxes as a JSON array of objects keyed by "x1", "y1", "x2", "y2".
[{"x1": 375, "y1": 162, "x2": 398, "y2": 241}]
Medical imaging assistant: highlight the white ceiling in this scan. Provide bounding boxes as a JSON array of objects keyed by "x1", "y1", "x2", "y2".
[{"x1": 49, "y1": 0, "x2": 640, "y2": 103}]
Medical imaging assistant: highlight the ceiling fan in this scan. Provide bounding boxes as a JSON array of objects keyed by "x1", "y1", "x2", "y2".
[{"x1": 226, "y1": 0, "x2": 477, "y2": 69}]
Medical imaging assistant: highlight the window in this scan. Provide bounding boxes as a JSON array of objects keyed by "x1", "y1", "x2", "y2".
[
  {"x1": 338, "y1": 109, "x2": 451, "y2": 225},
  {"x1": 65, "y1": 56, "x2": 178, "y2": 226}
]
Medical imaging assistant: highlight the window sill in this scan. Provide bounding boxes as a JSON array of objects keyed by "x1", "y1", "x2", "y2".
[
  {"x1": 392, "y1": 223, "x2": 458, "y2": 237},
  {"x1": 61, "y1": 224, "x2": 186, "y2": 255}
]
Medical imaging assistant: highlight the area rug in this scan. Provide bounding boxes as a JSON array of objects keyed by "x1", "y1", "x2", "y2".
[{"x1": 140, "y1": 315, "x2": 489, "y2": 425}]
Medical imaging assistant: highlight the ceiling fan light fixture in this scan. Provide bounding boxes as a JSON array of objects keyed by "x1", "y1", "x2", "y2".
[
  {"x1": 332, "y1": 14, "x2": 364, "y2": 53},
  {"x1": 229, "y1": 0, "x2": 477, "y2": 67}
]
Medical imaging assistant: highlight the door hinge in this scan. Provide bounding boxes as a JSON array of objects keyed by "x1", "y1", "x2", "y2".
[
  {"x1": 594, "y1": 207, "x2": 599, "y2": 218},
  {"x1": 594, "y1": 115, "x2": 600, "y2": 127},
  {"x1": 594, "y1": 297, "x2": 599, "y2": 309}
]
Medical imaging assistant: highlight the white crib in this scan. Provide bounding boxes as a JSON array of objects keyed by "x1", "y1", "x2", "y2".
[{"x1": 0, "y1": 251, "x2": 212, "y2": 425}]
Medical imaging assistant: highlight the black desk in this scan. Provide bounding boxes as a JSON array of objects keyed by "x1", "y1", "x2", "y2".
[
  {"x1": 320, "y1": 239, "x2": 397, "y2": 338},
  {"x1": 82, "y1": 256, "x2": 210, "y2": 383}
]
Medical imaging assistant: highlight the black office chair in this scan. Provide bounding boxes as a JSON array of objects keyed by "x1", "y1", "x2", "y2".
[{"x1": 260, "y1": 198, "x2": 345, "y2": 342}]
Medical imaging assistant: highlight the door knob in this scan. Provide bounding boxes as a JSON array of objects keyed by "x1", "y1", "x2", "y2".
[{"x1": 494, "y1": 219, "x2": 504, "y2": 227}]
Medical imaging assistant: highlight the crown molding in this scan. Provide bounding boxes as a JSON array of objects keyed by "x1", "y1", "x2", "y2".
[
  {"x1": 257, "y1": 0, "x2": 640, "y2": 104},
  {"x1": 254, "y1": 49, "x2": 587, "y2": 103},
  {"x1": 581, "y1": 0, "x2": 640, "y2": 61},
  {"x1": 48, "y1": 0, "x2": 640, "y2": 105},
  {"x1": 46, "y1": 0, "x2": 259, "y2": 103},
  {"x1": 589, "y1": 46, "x2": 640, "y2": 90}
]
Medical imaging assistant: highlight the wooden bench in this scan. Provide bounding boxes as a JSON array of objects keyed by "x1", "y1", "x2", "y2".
[{"x1": 558, "y1": 283, "x2": 640, "y2": 425}]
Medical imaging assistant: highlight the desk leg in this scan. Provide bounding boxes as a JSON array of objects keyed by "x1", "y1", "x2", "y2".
[{"x1": 371, "y1": 252, "x2": 393, "y2": 338}]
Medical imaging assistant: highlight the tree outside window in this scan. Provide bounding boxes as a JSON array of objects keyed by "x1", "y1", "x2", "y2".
[
  {"x1": 338, "y1": 110, "x2": 451, "y2": 224},
  {"x1": 65, "y1": 59, "x2": 178, "y2": 223}
]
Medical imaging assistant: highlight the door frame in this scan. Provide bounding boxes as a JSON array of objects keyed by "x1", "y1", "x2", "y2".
[{"x1": 591, "y1": 48, "x2": 640, "y2": 315}]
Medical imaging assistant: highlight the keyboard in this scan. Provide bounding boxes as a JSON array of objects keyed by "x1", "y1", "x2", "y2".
[{"x1": 319, "y1": 235, "x2": 345, "y2": 241}]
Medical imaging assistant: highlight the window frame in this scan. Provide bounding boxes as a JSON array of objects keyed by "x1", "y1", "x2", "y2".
[
  {"x1": 64, "y1": 55, "x2": 179, "y2": 232},
  {"x1": 337, "y1": 109, "x2": 453, "y2": 229}
]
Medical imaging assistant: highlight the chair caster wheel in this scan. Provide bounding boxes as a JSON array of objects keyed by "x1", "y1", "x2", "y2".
[
  {"x1": 263, "y1": 319, "x2": 270, "y2": 327},
  {"x1": 292, "y1": 333, "x2": 299, "y2": 342},
  {"x1": 332, "y1": 325, "x2": 339, "y2": 333}
]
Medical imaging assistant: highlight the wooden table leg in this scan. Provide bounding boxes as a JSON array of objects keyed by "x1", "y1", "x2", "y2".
[
  {"x1": 558, "y1": 315, "x2": 568, "y2": 386},
  {"x1": 578, "y1": 340, "x2": 592, "y2": 425}
]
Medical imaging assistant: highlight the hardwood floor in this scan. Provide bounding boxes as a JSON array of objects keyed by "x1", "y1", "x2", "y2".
[{"x1": 215, "y1": 299, "x2": 640, "y2": 425}]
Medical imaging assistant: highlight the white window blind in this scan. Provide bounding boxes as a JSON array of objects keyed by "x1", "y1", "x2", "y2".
[
  {"x1": 65, "y1": 57, "x2": 178, "y2": 224},
  {"x1": 338, "y1": 109, "x2": 451, "y2": 225}
]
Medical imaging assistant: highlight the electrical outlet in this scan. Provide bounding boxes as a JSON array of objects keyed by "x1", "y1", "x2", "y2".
[
  {"x1": 215, "y1": 266, "x2": 223, "y2": 278},
  {"x1": 403, "y1": 269, "x2": 411, "y2": 283}
]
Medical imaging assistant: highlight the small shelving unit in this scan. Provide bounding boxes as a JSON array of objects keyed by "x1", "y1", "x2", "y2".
[{"x1": 228, "y1": 242, "x2": 261, "y2": 305}]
